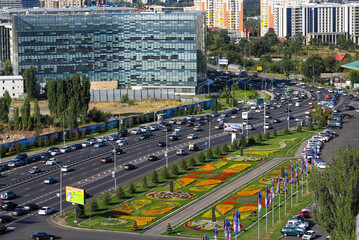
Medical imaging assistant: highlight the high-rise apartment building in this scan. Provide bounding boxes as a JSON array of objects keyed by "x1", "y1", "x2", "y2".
[
  {"x1": 0, "y1": 0, "x2": 39, "y2": 9},
  {"x1": 260, "y1": 0, "x2": 309, "y2": 36},
  {"x1": 194, "y1": 0, "x2": 243, "y2": 35},
  {"x1": 38, "y1": 0, "x2": 105, "y2": 8},
  {"x1": 273, "y1": 3, "x2": 359, "y2": 44},
  {"x1": 0, "y1": 8, "x2": 206, "y2": 93}
]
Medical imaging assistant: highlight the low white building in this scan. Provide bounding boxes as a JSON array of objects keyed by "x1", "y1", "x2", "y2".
[{"x1": 0, "y1": 75, "x2": 24, "y2": 98}]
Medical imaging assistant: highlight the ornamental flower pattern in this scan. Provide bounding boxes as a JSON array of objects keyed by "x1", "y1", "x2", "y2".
[
  {"x1": 216, "y1": 204, "x2": 235, "y2": 215},
  {"x1": 237, "y1": 185, "x2": 266, "y2": 196},
  {"x1": 177, "y1": 178, "x2": 196, "y2": 187},
  {"x1": 145, "y1": 191, "x2": 197, "y2": 200},
  {"x1": 131, "y1": 200, "x2": 152, "y2": 210},
  {"x1": 198, "y1": 164, "x2": 216, "y2": 171},
  {"x1": 116, "y1": 215, "x2": 156, "y2": 226},
  {"x1": 142, "y1": 202, "x2": 180, "y2": 216},
  {"x1": 113, "y1": 202, "x2": 133, "y2": 214},
  {"x1": 223, "y1": 163, "x2": 251, "y2": 173},
  {"x1": 221, "y1": 155, "x2": 263, "y2": 162}
]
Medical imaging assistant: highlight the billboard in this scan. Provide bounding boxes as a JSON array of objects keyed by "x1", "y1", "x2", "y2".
[
  {"x1": 219, "y1": 59, "x2": 228, "y2": 65},
  {"x1": 257, "y1": 66, "x2": 263, "y2": 71},
  {"x1": 224, "y1": 123, "x2": 242, "y2": 133},
  {"x1": 66, "y1": 186, "x2": 85, "y2": 205}
]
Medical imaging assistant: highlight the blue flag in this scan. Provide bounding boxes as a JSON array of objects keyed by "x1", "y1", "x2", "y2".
[{"x1": 258, "y1": 191, "x2": 262, "y2": 213}]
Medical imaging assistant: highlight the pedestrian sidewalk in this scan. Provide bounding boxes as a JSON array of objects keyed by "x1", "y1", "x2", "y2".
[{"x1": 143, "y1": 137, "x2": 310, "y2": 236}]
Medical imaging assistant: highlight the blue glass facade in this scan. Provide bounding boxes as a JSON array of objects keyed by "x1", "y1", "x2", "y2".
[
  {"x1": 1, "y1": 8, "x2": 206, "y2": 90},
  {"x1": 0, "y1": 0, "x2": 39, "y2": 9}
]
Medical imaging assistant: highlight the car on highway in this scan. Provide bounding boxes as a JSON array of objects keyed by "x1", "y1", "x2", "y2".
[
  {"x1": 108, "y1": 134, "x2": 120, "y2": 141},
  {"x1": 158, "y1": 141, "x2": 166, "y2": 147},
  {"x1": 139, "y1": 132, "x2": 152, "y2": 140},
  {"x1": 16, "y1": 153, "x2": 28, "y2": 161},
  {"x1": 61, "y1": 165, "x2": 73, "y2": 172},
  {"x1": 0, "y1": 215, "x2": 12, "y2": 223},
  {"x1": 28, "y1": 155, "x2": 41, "y2": 164},
  {"x1": 46, "y1": 158, "x2": 59, "y2": 165},
  {"x1": 345, "y1": 105, "x2": 355, "y2": 111},
  {"x1": 163, "y1": 126, "x2": 172, "y2": 132},
  {"x1": 11, "y1": 207, "x2": 26, "y2": 216},
  {"x1": 194, "y1": 126, "x2": 203, "y2": 132},
  {"x1": 124, "y1": 163, "x2": 135, "y2": 170},
  {"x1": 94, "y1": 141, "x2": 106, "y2": 148},
  {"x1": 176, "y1": 149, "x2": 186, "y2": 155},
  {"x1": 264, "y1": 122, "x2": 273, "y2": 129},
  {"x1": 48, "y1": 147, "x2": 61, "y2": 156},
  {"x1": 81, "y1": 141, "x2": 91, "y2": 148},
  {"x1": 273, "y1": 118, "x2": 281, "y2": 123},
  {"x1": 117, "y1": 139, "x2": 128, "y2": 147},
  {"x1": 1, "y1": 201, "x2": 18, "y2": 211},
  {"x1": 97, "y1": 136, "x2": 108, "y2": 142},
  {"x1": 100, "y1": 157, "x2": 113, "y2": 164},
  {"x1": 8, "y1": 159, "x2": 23, "y2": 167},
  {"x1": 1, "y1": 191, "x2": 16, "y2": 200},
  {"x1": 118, "y1": 128, "x2": 128, "y2": 137},
  {"x1": 41, "y1": 152, "x2": 52, "y2": 161},
  {"x1": 70, "y1": 144, "x2": 82, "y2": 151},
  {"x1": 189, "y1": 143, "x2": 199, "y2": 151},
  {"x1": 60, "y1": 146, "x2": 72, "y2": 153},
  {"x1": 187, "y1": 134, "x2": 198, "y2": 140},
  {"x1": 295, "y1": 117, "x2": 304, "y2": 122},
  {"x1": 281, "y1": 226, "x2": 304, "y2": 237},
  {"x1": 23, "y1": 203, "x2": 38, "y2": 211},
  {"x1": 148, "y1": 155, "x2": 159, "y2": 161},
  {"x1": 86, "y1": 138, "x2": 97, "y2": 145},
  {"x1": 131, "y1": 129, "x2": 142, "y2": 135},
  {"x1": 29, "y1": 166, "x2": 41, "y2": 174},
  {"x1": 111, "y1": 147, "x2": 123, "y2": 155},
  {"x1": 214, "y1": 124, "x2": 224, "y2": 130},
  {"x1": 139, "y1": 126, "x2": 149, "y2": 133},
  {"x1": 174, "y1": 127, "x2": 184, "y2": 132},
  {"x1": 302, "y1": 230, "x2": 317, "y2": 240},
  {"x1": 0, "y1": 164, "x2": 9, "y2": 172},
  {"x1": 149, "y1": 124, "x2": 159, "y2": 131},
  {"x1": 38, "y1": 207, "x2": 55, "y2": 216},
  {"x1": 31, "y1": 232, "x2": 56, "y2": 240},
  {"x1": 246, "y1": 124, "x2": 255, "y2": 130},
  {"x1": 185, "y1": 122, "x2": 194, "y2": 127},
  {"x1": 169, "y1": 135, "x2": 178, "y2": 141},
  {"x1": 44, "y1": 177, "x2": 56, "y2": 184}
]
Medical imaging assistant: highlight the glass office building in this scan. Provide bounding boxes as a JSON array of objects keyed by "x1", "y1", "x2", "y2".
[
  {"x1": 0, "y1": 0, "x2": 39, "y2": 9},
  {"x1": 0, "y1": 8, "x2": 206, "y2": 92}
]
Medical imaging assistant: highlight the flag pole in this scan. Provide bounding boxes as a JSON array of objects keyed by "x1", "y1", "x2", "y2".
[
  {"x1": 291, "y1": 180, "x2": 293, "y2": 208},
  {"x1": 266, "y1": 205, "x2": 267, "y2": 233},
  {"x1": 302, "y1": 174, "x2": 304, "y2": 197},
  {"x1": 272, "y1": 199, "x2": 274, "y2": 227},
  {"x1": 285, "y1": 189, "x2": 287, "y2": 215},
  {"x1": 279, "y1": 192, "x2": 281, "y2": 221},
  {"x1": 296, "y1": 179, "x2": 299, "y2": 203},
  {"x1": 258, "y1": 207, "x2": 260, "y2": 240}
]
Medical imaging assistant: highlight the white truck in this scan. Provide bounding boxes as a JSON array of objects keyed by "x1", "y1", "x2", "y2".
[{"x1": 242, "y1": 111, "x2": 252, "y2": 120}]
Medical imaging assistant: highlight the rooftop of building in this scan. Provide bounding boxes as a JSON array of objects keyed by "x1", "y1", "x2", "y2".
[
  {"x1": 0, "y1": 75, "x2": 23, "y2": 80},
  {"x1": 341, "y1": 61, "x2": 359, "y2": 71}
]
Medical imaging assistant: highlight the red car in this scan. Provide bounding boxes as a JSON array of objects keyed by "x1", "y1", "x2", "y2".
[
  {"x1": 298, "y1": 210, "x2": 312, "y2": 218},
  {"x1": 185, "y1": 122, "x2": 194, "y2": 127},
  {"x1": 309, "y1": 105, "x2": 314, "y2": 109}
]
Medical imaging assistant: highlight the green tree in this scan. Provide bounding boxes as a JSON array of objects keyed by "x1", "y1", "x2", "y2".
[
  {"x1": 197, "y1": 152, "x2": 205, "y2": 163},
  {"x1": 273, "y1": 129, "x2": 278, "y2": 136},
  {"x1": 4, "y1": 90, "x2": 11, "y2": 110},
  {"x1": 265, "y1": 131, "x2": 270, "y2": 140},
  {"x1": 142, "y1": 176, "x2": 148, "y2": 188},
  {"x1": 0, "y1": 98, "x2": 9, "y2": 123},
  {"x1": 240, "y1": 147, "x2": 244, "y2": 156},
  {"x1": 206, "y1": 149, "x2": 214, "y2": 160},
  {"x1": 13, "y1": 107, "x2": 20, "y2": 130},
  {"x1": 189, "y1": 157, "x2": 196, "y2": 167},
  {"x1": 89, "y1": 199, "x2": 98, "y2": 212},
  {"x1": 115, "y1": 186, "x2": 125, "y2": 200},
  {"x1": 257, "y1": 133, "x2": 263, "y2": 141},
  {"x1": 102, "y1": 192, "x2": 111, "y2": 205},
  {"x1": 47, "y1": 80, "x2": 57, "y2": 116},
  {"x1": 211, "y1": 206, "x2": 217, "y2": 222},
  {"x1": 128, "y1": 182, "x2": 136, "y2": 194},
  {"x1": 1, "y1": 59, "x2": 13, "y2": 75},
  {"x1": 171, "y1": 165, "x2": 179, "y2": 175},
  {"x1": 76, "y1": 204, "x2": 86, "y2": 219},
  {"x1": 16, "y1": 142, "x2": 21, "y2": 154},
  {"x1": 248, "y1": 136, "x2": 256, "y2": 145},
  {"x1": 0, "y1": 144, "x2": 6, "y2": 158},
  {"x1": 349, "y1": 70, "x2": 359, "y2": 87},
  {"x1": 281, "y1": 167, "x2": 285, "y2": 178},
  {"x1": 81, "y1": 75, "x2": 91, "y2": 113},
  {"x1": 296, "y1": 124, "x2": 302, "y2": 132},
  {"x1": 302, "y1": 55, "x2": 325, "y2": 81},
  {"x1": 23, "y1": 66, "x2": 37, "y2": 98},
  {"x1": 169, "y1": 180, "x2": 174, "y2": 192},
  {"x1": 308, "y1": 120, "x2": 314, "y2": 130},
  {"x1": 180, "y1": 160, "x2": 187, "y2": 171},
  {"x1": 240, "y1": 136, "x2": 246, "y2": 147},
  {"x1": 162, "y1": 168, "x2": 170, "y2": 179},
  {"x1": 152, "y1": 170, "x2": 159, "y2": 184},
  {"x1": 129, "y1": 118, "x2": 134, "y2": 128},
  {"x1": 284, "y1": 126, "x2": 290, "y2": 135},
  {"x1": 68, "y1": 97, "x2": 78, "y2": 129},
  {"x1": 21, "y1": 98, "x2": 31, "y2": 129},
  {"x1": 214, "y1": 145, "x2": 221, "y2": 156},
  {"x1": 33, "y1": 99, "x2": 41, "y2": 126},
  {"x1": 71, "y1": 74, "x2": 82, "y2": 113},
  {"x1": 310, "y1": 146, "x2": 359, "y2": 239}
]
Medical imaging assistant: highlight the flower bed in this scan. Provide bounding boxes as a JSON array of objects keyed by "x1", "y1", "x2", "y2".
[
  {"x1": 145, "y1": 191, "x2": 197, "y2": 200},
  {"x1": 177, "y1": 178, "x2": 196, "y2": 187},
  {"x1": 184, "y1": 220, "x2": 245, "y2": 232},
  {"x1": 142, "y1": 202, "x2": 180, "y2": 216},
  {"x1": 227, "y1": 211, "x2": 252, "y2": 221},
  {"x1": 185, "y1": 174, "x2": 203, "y2": 179},
  {"x1": 237, "y1": 185, "x2": 266, "y2": 196},
  {"x1": 209, "y1": 161, "x2": 228, "y2": 169},
  {"x1": 237, "y1": 206, "x2": 258, "y2": 212},
  {"x1": 243, "y1": 150, "x2": 278, "y2": 157},
  {"x1": 221, "y1": 155, "x2": 263, "y2": 162},
  {"x1": 222, "y1": 200, "x2": 241, "y2": 205},
  {"x1": 116, "y1": 215, "x2": 156, "y2": 226},
  {"x1": 223, "y1": 163, "x2": 251, "y2": 173},
  {"x1": 100, "y1": 218, "x2": 128, "y2": 226},
  {"x1": 131, "y1": 200, "x2": 152, "y2": 210},
  {"x1": 113, "y1": 203, "x2": 133, "y2": 214},
  {"x1": 216, "y1": 204, "x2": 235, "y2": 215},
  {"x1": 195, "y1": 179, "x2": 223, "y2": 186},
  {"x1": 192, "y1": 171, "x2": 214, "y2": 174},
  {"x1": 174, "y1": 181, "x2": 182, "y2": 189},
  {"x1": 202, "y1": 209, "x2": 221, "y2": 218},
  {"x1": 199, "y1": 164, "x2": 216, "y2": 171},
  {"x1": 190, "y1": 184, "x2": 217, "y2": 192}
]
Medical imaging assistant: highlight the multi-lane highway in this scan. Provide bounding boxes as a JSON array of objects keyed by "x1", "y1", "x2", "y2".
[{"x1": 0, "y1": 82, "x2": 353, "y2": 239}]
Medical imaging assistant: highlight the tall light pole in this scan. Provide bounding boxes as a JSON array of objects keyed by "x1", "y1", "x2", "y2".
[
  {"x1": 287, "y1": 103, "x2": 290, "y2": 129},
  {"x1": 62, "y1": 108, "x2": 71, "y2": 148},
  {"x1": 165, "y1": 130, "x2": 168, "y2": 168},
  {"x1": 153, "y1": 95, "x2": 156, "y2": 124},
  {"x1": 118, "y1": 103, "x2": 121, "y2": 132},
  {"x1": 208, "y1": 116, "x2": 211, "y2": 149},
  {"x1": 263, "y1": 102, "x2": 266, "y2": 134},
  {"x1": 107, "y1": 141, "x2": 117, "y2": 190},
  {"x1": 54, "y1": 162, "x2": 63, "y2": 217}
]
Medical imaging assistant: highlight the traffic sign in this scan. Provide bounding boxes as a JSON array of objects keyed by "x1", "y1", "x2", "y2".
[
  {"x1": 112, "y1": 171, "x2": 116, "y2": 178},
  {"x1": 164, "y1": 151, "x2": 168, "y2": 157},
  {"x1": 205, "y1": 141, "x2": 208, "y2": 145},
  {"x1": 56, "y1": 193, "x2": 60, "y2": 198}
]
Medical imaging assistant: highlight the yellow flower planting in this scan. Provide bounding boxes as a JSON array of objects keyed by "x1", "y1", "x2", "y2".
[
  {"x1": 113, "y1": 202, "x2": 133, "y2": 214},
  {"x1": 216, "y1": 204, "x2": 235, "y2": 215},
  {"x1": 142, "y1": 202, "x2": 180, "y2": 216},
  {"x1": 195, "y1": 179, "x2": 223, "y2": 186},
  {"x1": 190, "y1": 185, "x2": 217, "y2": 191},
  {"x1": 199, "y1": 164, "x2": 216, "y2": 171},
  {"x1": 237, "y1": 185, "x2": 266, "y2": 196},
  {"x1": 237, "y1": 206, "x2": 258, "y2": 212},
  {"x1": 174, "y1": 181, "x2": 182, "y2": 189},
  {"x1": 243, "y1": 150, "x2": 278, "y2": 156},
  {"x1": 116, "y1": 215, "x2": 156, "y2": 226},
  {"x1": 177, "y1": 178, "x2": 196, "y2": 187},
  {"x1": 131, "y1": 200, "x2": 152, "y2": 210},
  {"x1": 228, "y1": 211, "x2": 251, "y2": 220},
  {"x1": 202, "y1": 209, "x2": 221, "y2": 218},
  {"x1": 210, "y1": 161, "x2": 228, "y2": 169},
  {"x1": 223, "y1": 163, "x2": 251, "y2": 173}
]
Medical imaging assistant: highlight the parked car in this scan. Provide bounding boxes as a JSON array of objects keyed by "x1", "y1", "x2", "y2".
[
  {"x1": 111, "y1": 147, "x2": 123, "y2": 155},
  {"x1": 29, "y1": 166, "x2": 41, "y2": 174},
  {"x1": 31, "y1": 232, "x2": 56, "y2": 240},
  {"x1": 0, "y1": 215, "x2": 12, "y2": 223},
  {"x1": 60, "y1": 146, "x2": 72, "y2": 153},
  {"x1": 1, "y1": 191, "x2": 16, "y2": 200},
  {"x1": 281, "y1": 226, "x2": 304, "y2": 237},
  {"x1": 298, "y1": 210, "x2": 312, "y2": 218},
  {"x1": 131, "y1": 129, "x2": 142, "y2": 135},
  {"x1": 46, "y1": 158, "x2": 59, "y2": 165},
  {"x1": 38, "y1": 207, "x2": 55, "y2": 215},
  {"x1": 302, "y1": 230, "x2": 317, "y2": 240},
  {"x1": 11, "y1": 207, "x2": 26, "y2": 216},
  {"x1": 48, "y1": 147, "x2": 61, "y2": 156},
  {"x1": 44, "y1": 177, "x2": 56, "y2": 184},
  {"x1": 81, "y1": 141, "x2": 91, "y2": 148},
  {"x1": 123, "y1": 163, "x2": 135, "y2": 170},
  {"x1": 0, "y1": 164, "x2": 9, "y2": 172},
  {"x1": 61, "y1": 165, "x2": 73, "y2": 172},
  {"x1": 1, "y1": 201, "x2": 18, "y2": 211},
  {"x1": 194, "y1": 126, "x2": 203, "y2": 132},
  {"x1": 94, "y1": 141, "x2": 106, "y2": 148},
  {"x1": 148, "y1": 155, "x2": 159, "y2": 161},
  {"x1": 100, "y1": 157, "x2": 113, "y2": 164},
  {"x1": 71, "y1": 144, "x2": 82, "y2": 151},
  {"x1": 23, "y1": 203, "x2": 38, "y2": 211}
]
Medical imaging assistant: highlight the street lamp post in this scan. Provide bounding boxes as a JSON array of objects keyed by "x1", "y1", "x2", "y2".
[
  {"x1": 263, "y1": 102, "x2": 266, "y2": 134},
  {"x1": 165, "y1": 130, "x2": 168, "y2": 168},
  {"x1": 287, "y1": 103, "x2": 290, "y2": 129},
  {"x1": 107, "y1": 141, "x2": 117, "y2": 190},
  {"x1": 54, "y1": 162, "x2": 63, "y2": 217},
  {"x1": 208, "y1": 116, "x2": 211, "y2": 149},
  {"x1": 62, "y1": 108, "x2": 71, "y2": 148},
  {"x1": 153, "y1": 96, "x2": 156, "y2": 124}
]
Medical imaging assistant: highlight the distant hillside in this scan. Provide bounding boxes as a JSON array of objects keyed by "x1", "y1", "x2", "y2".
[{"x1": 244, "y1": 0, "x2": 260, "y2": 17}]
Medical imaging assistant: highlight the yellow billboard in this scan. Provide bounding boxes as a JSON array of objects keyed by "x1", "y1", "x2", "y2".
[
  {"x1": 257, "y1": 66, "x2": 263, "y2": 71},
  {"x1": 66, "y1": 186, "x2": 85, "y2": 205}
]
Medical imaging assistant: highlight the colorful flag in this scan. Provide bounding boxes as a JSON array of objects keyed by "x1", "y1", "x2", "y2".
[
  {"x1": 233, "y1": 211, "x2": 237, "y2": 235},
  {"x1": 290, "y1": 166, "x2": 294, "y2": 185},
  {"x1": 284, "y1": 171, "x2": 289, "y2": 191},
  {"x1": 276, "y1": 176, "x2": 280, "y2": 196},
  {"x1": 271, "y1": 181, "x2": 275, "y2": 203},
  {"x1": 258, "y1": 191, "x2": 262, "y2": 213},
  {"x1": 203, "y1": 235, "x2": 210, "y2": 240},
  {"x1": 237, "y1": 210, "x2": 241, "y2": 233},
  {"x1": 214, "y1": 227, "x2": 218, "y2": 240},
  {"x1": 224, "y1": 219, "x2": 228, "y2": 240},
  {"x1": 295, "y1": 162, "x2": 298, "y2": 182}
]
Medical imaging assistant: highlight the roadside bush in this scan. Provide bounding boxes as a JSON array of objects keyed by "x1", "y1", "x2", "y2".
[
  {"x1": 169, "y1": 181, "x2": 174, "y2": 192},
  {"x1": 214, "y1": 145, "x2": 221, "y2": 156},
  {"x1": 308, "y1": 121, "x2": 314, "y2": 130},
  {"x1": 206, "y1": 149, "x2": 214, "y2": 160},
  {"x1": 89, "y1": 199, "x2": 98, "y2": 212},
  {"x1": 0, "y1": 144, "x2": 6, "y2": 157},
  {"x1": 257, "y1": 133, "x2": 263, "y2": 141},
  {"x1": 171, "y1": 165, "x2": 179, "y2": 175},
  {"x1": 142, "y1": 176, "x2": 148, "y2": 188},
  {"x1": 273, "y1": 129, "x2": 278, "y2": 136},
  {"x1": 180, "y1": 160, "x2": 188, "y2": 171},
  {"x1": 248, "y1": 136, "x2": 256, "y2": 145},
  {"x1": 265, "y1": 131, "x2": 270, "y2": 140},
  {"x1": 76, "y1": 204, "x2": 86, "y2": 219},
  {"x1": 284, "y1": 126, "x2": 290, "y2": 135},
  {"x1": 128, "y1": 182, "x2": 136, "y2": 194},
  {"x1": 102, "y1": 192, "x2": 111, "y2": 205},
  {"x1": 297, "y1": 124, "x2": 302, "y2": 132},
  {"x1": 188, "y1": 157, "x2": 196, "y2": 167},
  {"x1": 197, "y1": 152, "x2": 205, "y2": 163},
  {"x1": 115, "y1": 186, "x2": 125, "y2": 200},
  {"x1": 152, "y1": 170, "x2": 159, "y2": 184},
  {"x1": 161, "y1": 168, "x2": 170, "y2": 179}
]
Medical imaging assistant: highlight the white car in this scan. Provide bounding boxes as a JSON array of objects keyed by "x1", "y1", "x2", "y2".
[
  {"x1": 149, "y1": 125, "x2": 159, "y2": 131},
  {"x1": 176, "y1": 149, "x2": 186, "y2": 155},
  {"x1": 174, "y1": 127, "x2": 184, "y2": 132},
  {"x1": 50, "y1": 149, "x2": 61, "y2": 156},
  {"x1": 131, "y1": 129, "x2": 142, "y2": 135},
  {"x1": 139, "y1": 126, "x2": 148, "y2": 133},
  {"x1": 117, "y1": 140, "x2": 128, "y2": 147},
  {"x1": 316, "y1": 162, "x2": 326, "y2": 169},
  {"x1": 97, "y1": 136, "x2": 108, "y2": 142},
  {"x1": 38, "y1": 206, "x2": 55, "y2": 215},
  {"x1": 60, "y1": 146, "x2": 72, "y2": 153},
  {"x1": 305, "y1": 110, "x2": 311, "y2": 115},
  {"x1": 255, "y1": 109, "x2": 262, "y2": 113},
  {"x1": 328, "y1": 89, "x2": 334, "y2": 93},
  {"x1": 82, "y1": 141, "x2": 91, "y2": 148},
  {"x1": 46, "y1": 158, "x2": 59, "y2": 165},
  {"x1": 295, "y1": 117, "x2": 304, "y2": 122},
  {"x1": 246, "y1": 124, "x2": 255, "y2": 130},
  {"x1": 231, "y1": 114, "x2": 238, "y2": 118},
  {"x1": 302, "y1": 230, "x2": 317, "y2": 240},
  {"x1": 187, "y1": 134, "x2": 198, "y2": 140},
  {"x1": 61, "y1": 165, "x2": 73, "y2": 172}
]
